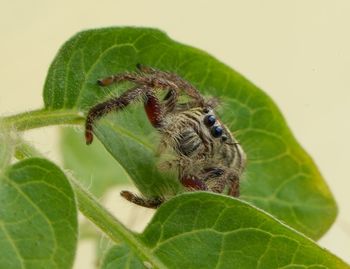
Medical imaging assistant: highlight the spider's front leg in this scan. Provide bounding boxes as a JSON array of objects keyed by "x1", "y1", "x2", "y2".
[
  {"x1": 85, "y1": 86, "x2": 164, "y2": 144},
  {"x1": 86, "y1": 85, "x2": 145, "y2": 144}
]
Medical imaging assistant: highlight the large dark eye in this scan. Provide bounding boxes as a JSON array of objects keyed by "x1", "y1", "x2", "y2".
[
  {"x1": 204, "y1": 115, "x2": 216, "y2": 126},
  {"x1": 211, "y1": 126, "x2": 223, "y2": 138}
]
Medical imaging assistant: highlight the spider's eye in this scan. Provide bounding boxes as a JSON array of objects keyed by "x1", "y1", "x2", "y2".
[
  {"x1": 211, "y1": 126, "x2": 223, "y2": 138},
  {"x1": 221, "y1": 135, "x2": 228, "y2": 142},
  {"x1": 203, "y1": 107, "x2": 210, "y2": 113},
  {"x1": 204, "y1": 115, "x2": 216, "y2": 126}
]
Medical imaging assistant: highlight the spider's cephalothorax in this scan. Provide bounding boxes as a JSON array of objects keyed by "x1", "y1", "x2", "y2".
[{"x1": 85, "y1": 64, "x2": 246, "y2": 208}]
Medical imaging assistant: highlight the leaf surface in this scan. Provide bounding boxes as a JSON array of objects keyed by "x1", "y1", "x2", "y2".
[
  {"x1": 101, "y1": 244, "x2": 145, "y2": 269},
  {"x1": 0, "y1": 158, "x2": 78, "y2": 269},
  {"x1": 102, "y1": 193, "x2": 348, "y2": 269},
  {"x1": 44, "y1": 27, "x2": 336, "y2": 239},
  {"x1": 60, "y1": 127, "x2": 129, "y2": 197}
]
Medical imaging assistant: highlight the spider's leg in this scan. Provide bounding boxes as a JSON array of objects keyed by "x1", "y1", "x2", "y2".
[
  {"x1": 97, "y1": 68, "x2": 176, "y2": 89},
  {"x1": 228, "y1": 174, "x2": 240, "y2": 197},
  {"x1": 85, "y1": 85, "x2": 149, "y2": 144},
  {"x1": 120, "y1": 190, "x2": 163, "y2": 209},
  {"x1": 85, "y1": 85, "x2": 166, "y2": 144},
  {"x1": 97, "y1": 72, "x2": 144, "y2": 86},
  {"x1": 99, "y1": 65, "x2": 205, "y2": 106},
  {"x1": 163, "y1": 89, "x2": 178, "y2": 113},
  {"x1": 136, "y1": 66, "x2": 205, "y2": 105},
  {"x1": 166, "y1": 74, "x2": 204, "y2": 104},
  {"x1": 97, "y1": 71, "x2": 181, "y2": 114}
]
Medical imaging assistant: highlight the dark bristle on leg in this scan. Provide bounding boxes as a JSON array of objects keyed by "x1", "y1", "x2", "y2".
[{"x1": 120, "y1": 190, "x2": 163, "y2": 209}]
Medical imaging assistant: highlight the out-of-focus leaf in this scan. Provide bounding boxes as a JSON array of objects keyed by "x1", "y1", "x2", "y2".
[
  {"x1": 60, "y1": 127, "x2": 129, "y2": 197},
  {"x1": 0, "y1": 158, "x2": 78, "y2": 269}
]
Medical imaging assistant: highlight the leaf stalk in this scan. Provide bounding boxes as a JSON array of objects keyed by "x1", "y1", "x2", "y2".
[{"x1": 1, "y1": 108, "x2": 84, "y2": 131}]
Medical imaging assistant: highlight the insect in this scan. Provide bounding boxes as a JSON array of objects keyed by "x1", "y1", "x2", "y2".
[{"x1": 85, "y1": 64, "x2": 246, "y2": 208}]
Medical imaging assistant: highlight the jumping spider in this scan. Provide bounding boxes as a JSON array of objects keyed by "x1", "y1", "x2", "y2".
[{"x1": 85, "y1": 64, "x2": 246, "y2": 208}]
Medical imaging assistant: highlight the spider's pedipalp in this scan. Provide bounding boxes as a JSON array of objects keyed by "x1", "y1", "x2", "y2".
[
  {"x1": 228, "y1": 174, "x2": 240, "y2": 197},
  {"x1": 180, "y1": 175, "x2": 208, "y2": 191}
]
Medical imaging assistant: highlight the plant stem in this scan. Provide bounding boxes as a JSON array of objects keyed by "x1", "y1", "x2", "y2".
[
  {"x1": 1, "y1": 108, "x2": 84, "y2": 131},
  {"x1": 71, "y1": 179, "x2": 166, "y2": 269}
]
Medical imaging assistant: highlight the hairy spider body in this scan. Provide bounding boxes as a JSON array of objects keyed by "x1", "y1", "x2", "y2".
[{"x1": 85, "y1": 65, "x2": 246, "y2": 208}]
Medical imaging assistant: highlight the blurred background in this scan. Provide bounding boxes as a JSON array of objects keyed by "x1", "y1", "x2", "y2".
[{"x1": 1, "y1": 0, "x2": 349, "y2": 267}]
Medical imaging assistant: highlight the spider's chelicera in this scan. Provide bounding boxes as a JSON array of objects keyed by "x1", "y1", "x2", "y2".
[{"x1": 85, "y1": 64, "x2": 246, "y2": 208}]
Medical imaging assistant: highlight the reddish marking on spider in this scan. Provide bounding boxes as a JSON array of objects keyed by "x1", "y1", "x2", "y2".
[
  {"x1": 144, "y1": 94, "x2": 162, "y2": 128},
  {"x1": 85, "y1": 131, "x2": 93, "y2": 145},
  {"x1": 181, "y1": 175, "x2": 208, "y2": 190}
]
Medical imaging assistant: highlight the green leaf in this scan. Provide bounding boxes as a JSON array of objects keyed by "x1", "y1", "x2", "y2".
[
  {"x1": 60, "y1": 127, "x2": 129, "y2": 197},
  {"x1": 101, "y1": 192, "x2": 348, "y2": 269},
  {"x1": 0, "y1": 158, "x2": 78, "y2": 269},
  {"x1": 43, "y1": 27, "x2": 336, "y2": 239},
  {"x1": 101, "y1": 244, "x2": 146, "y2": 269}
]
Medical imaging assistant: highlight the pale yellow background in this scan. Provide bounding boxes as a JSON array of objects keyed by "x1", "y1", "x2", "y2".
[{"x1": 1, "y1": 0, "x2": 349, "y2": 268}]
